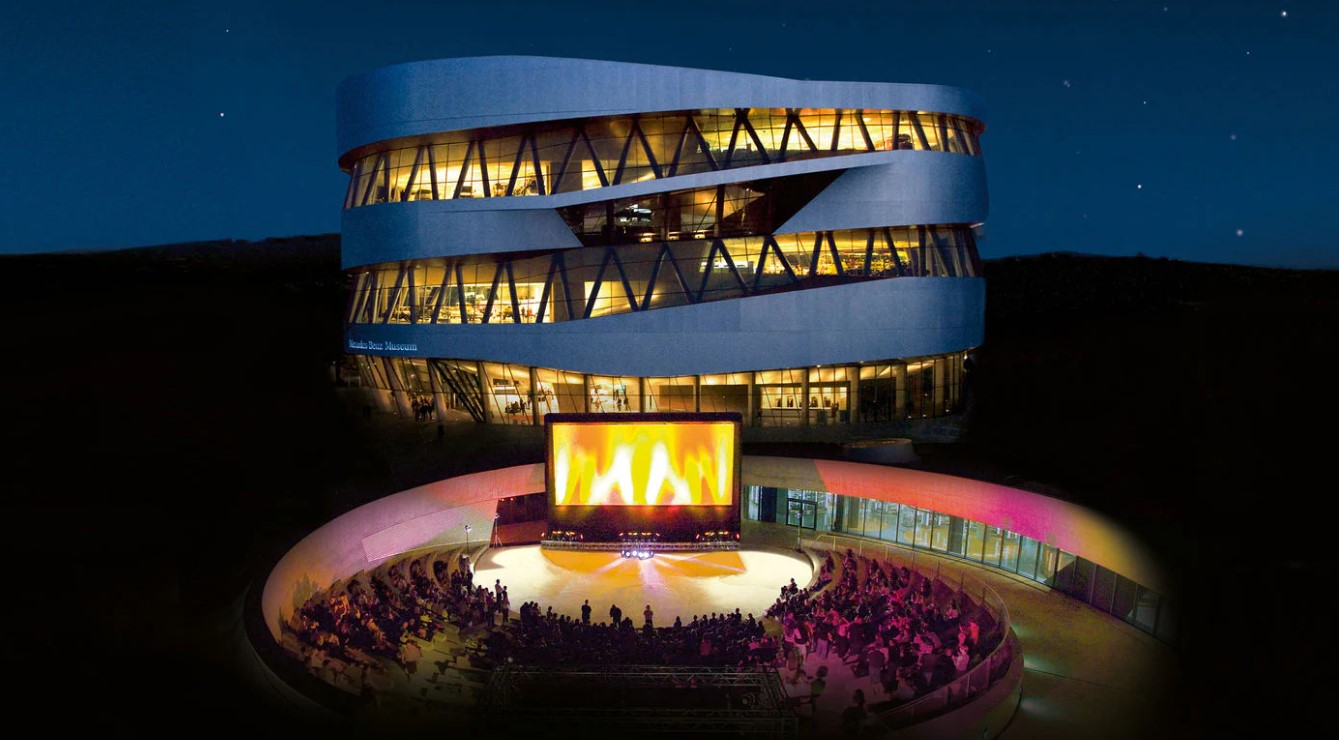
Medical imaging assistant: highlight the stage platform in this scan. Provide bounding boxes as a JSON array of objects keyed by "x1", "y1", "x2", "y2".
[
  {"x1": 472, "y1": 545, "x2": 813, "y2": 624},
  {"x1": 538, "y1": 539, "x2": 738, "y2": 552}
]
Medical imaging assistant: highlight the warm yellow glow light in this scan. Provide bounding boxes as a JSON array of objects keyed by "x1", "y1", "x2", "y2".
[{"x1": 551, "y1": 422, "x2": 735, "y2": 506}]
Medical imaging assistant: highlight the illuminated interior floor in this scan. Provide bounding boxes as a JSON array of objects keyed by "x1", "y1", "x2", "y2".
[{"x1": 472, "y1": 545, "x2": 813, "y2": 624}]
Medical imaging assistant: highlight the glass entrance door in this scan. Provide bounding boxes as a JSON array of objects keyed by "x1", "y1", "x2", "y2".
[{"x1": 787, "y1": 498, "x2": 817, "y2": 529}]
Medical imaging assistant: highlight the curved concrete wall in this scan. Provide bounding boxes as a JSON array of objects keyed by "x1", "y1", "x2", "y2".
[
  {"x1": 341, "y1": 202, "x2": 581, "y2": 268},
  {"x1": 337, "y1": 56, "x2": 986, "y2": 158},
  {"x1": 344, "y1": 277, "x2": 984, "y2": 376},
  {"x1": 261, "y1": 457, "x2": 1164, "y2": 642},
  {"x1": 778, "y1": 154, "x2": 988, "y2": 235},
  {"x1": 261, "y1": 464, "x2": 544, "y2": 641}
]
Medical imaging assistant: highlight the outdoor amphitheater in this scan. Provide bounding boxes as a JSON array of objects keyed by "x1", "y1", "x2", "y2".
[
  {"x1": 268, "y1": 537, "x2": 1016, "y2": 738},
  {"x1": 256, "y1": 416, "x2": 1175, "y2": 739}
]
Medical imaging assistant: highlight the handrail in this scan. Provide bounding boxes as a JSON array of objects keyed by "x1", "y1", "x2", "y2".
[{"x1": 804, "y1": 532, "x2": 1015, "y2": 730}]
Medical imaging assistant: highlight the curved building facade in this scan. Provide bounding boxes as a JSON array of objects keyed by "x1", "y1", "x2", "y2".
[{"x1": 339, "y1": 57, "x2": 988, "y2": 425}]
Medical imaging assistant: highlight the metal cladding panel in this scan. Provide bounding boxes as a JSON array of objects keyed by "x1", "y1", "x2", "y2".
[
  {"x1": 343, "y1": 277, "x2": 984, "y2": 376},
  {"x1": 341, "y1": 203, "x2": 581, "y2": 269},
  {"x1": 777, "y1": 153, "x2": 989, "y2": 233},
  {"x1": 336, "y1": 56, "x2": 986, "y2": 157}
]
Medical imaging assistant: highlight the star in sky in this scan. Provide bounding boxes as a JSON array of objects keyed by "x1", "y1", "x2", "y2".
[
  {"x1": 2, "y1": 1, "x2": 1333, "y2": 268},
  {"x1": 1236, "y1": 229, "x2": 1245, "y2": 237}
]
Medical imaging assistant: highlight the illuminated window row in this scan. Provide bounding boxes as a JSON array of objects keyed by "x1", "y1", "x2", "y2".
[
  {"x1": 346, "y1": 225, "x2": 980, "y2": 325},
  {"x1": 746, "y1": 488, "x2": 1176, "y2": 644},
  {"x1": 349, "y1": 352, "x2": 967, "y2": 427},
  {"x1": 342, "y1": 108, "x2": 983, "y2": 208}
]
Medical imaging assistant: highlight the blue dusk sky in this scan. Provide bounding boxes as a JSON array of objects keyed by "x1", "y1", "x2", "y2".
[{"x1": 1, "y1": 0, "x2": 1335, "y2": 267}]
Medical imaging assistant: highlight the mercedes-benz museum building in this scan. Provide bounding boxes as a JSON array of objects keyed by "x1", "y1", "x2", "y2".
[{"x1": 339, "y1": 57, "x2": 987, "y2": 427}]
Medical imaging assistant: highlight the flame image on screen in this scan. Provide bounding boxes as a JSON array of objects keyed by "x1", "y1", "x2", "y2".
[{"x1": 551, "y1": 422, "x2": 735, "y2": 506}]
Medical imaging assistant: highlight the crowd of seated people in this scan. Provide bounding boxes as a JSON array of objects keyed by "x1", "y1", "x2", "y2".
[
  {"x1": 765, "y1": 549, "x2": 994, "y2": 707},
  {"x1": 286, "y1": 545, "x2": 1000, "y2": 714},
  {"x1": 286, "y1": 550, "x2": 495, "y2": 693},
  {"x1": 484, "y1": 602, "x2": 777, "y2": 669}
]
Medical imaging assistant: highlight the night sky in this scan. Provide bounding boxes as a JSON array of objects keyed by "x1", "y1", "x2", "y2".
[{"x1": 2, "y1": 1, "x2": 1335, "y2": 267}]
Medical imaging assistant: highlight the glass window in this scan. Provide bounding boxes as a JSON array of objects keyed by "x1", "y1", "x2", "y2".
[
  {"x1": 644, "y1": 375, "x2": 695, "y2": 412},
  {"x1": 1055, "y1": 548, "x2": 1076, "y2": 594},
  {"x1": 930, "y1": 513, "x2": 952, "y2": 552},
  {"x1": 1133, "y1": 586, "x2": 1161, "y2": 633},
  {"x1": 913, "y1": 508, "x2": 932, "y2": 550},
  {"x1": 405, "y1": 359, "x2": 434, "y2": 397},
  {"x1": 1112, "y1": 575, "x2": 1138, "y2": 624},
  {"x1": 1091, "y1": 565, "x2": 1118, "y2": 613},
  {"x1": 879, "y1": 501, "x2": 899, "y2": 542},
  {"x1": 863, "y1": 500, "x2": 882, "y2": 538},
  {"x1": 343, "y1": 108, "x2": 983, "y2": 210},
  {"x1": 587, "y1": 374, "x2": 640, "y2": 413},
  {"x1": 964, "y1": 519, "x2": 986, "y2": 561},
  {"x1": 482, "y1": 362, "x2": 532, "y2": 424},
  {"x1": 1017, "y1": 536, "x2": 1039, "y2": 580},
  {"x1": 816, "y1": 492, "x2": 837, "y2": 532},
  {"x1": 843, "y1": 496, "x2": 865, "y2": 534},
  {"x1": 787, "y1": 496, "x2": 817, "y2": 529},
  {"x1": 999, "y1": 530, "x2": 1021, "y2": 573},
  {"x1": 533, "y1": 367, "x2": 585, "y2": 416},
  {"x1": 1072, "y1": 557, "x2": 1096, "y2": 602},
  {"x1": 1037, "y1": 543, "x2": 1059, "y2": 586},
  {"x1": 897, "y1": 504, "x2": 917, "y2": 546},
  {"x1": 983, "y1": 526, "x2": 1003, "y2": 568},
  {"x1": 944, "y1": 516, "x2": 966, "y2": 557},
  {"x1": 700, "y1": 372, "x2": 749, "y2": 415}
]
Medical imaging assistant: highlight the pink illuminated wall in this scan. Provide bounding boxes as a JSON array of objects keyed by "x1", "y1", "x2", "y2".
[
  {"x1": 743, "y1": 456, "x2": 1166, "y2": 593},
  {"x1": 261, "y1": 463, "x2": 545, "y2": 640}
]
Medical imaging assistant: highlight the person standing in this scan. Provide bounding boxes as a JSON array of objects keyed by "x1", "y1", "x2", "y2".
[
  {"x1": 581, "y1": 599, "x2": 592, "y2": 624},
  {"x1": 399, "y1": 639, "x2": 422, "y2": 675},
  {"x1": 841, "y1": 689, "x2": 867, "y2": 738},
  {"x1": 806, "y1": 666, "x2": 828, "y2": 713},
  {"x1": 643, "y1": 604, "x2": 654, "y2": 629}
]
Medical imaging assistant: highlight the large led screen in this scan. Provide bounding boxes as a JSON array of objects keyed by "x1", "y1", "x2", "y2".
[
  {"x1": 545, "y1": 413, "x2": 742, "y2": 541},
  {"x1": 551, "y1": 420, "x2": 735, "y2": 506}
]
